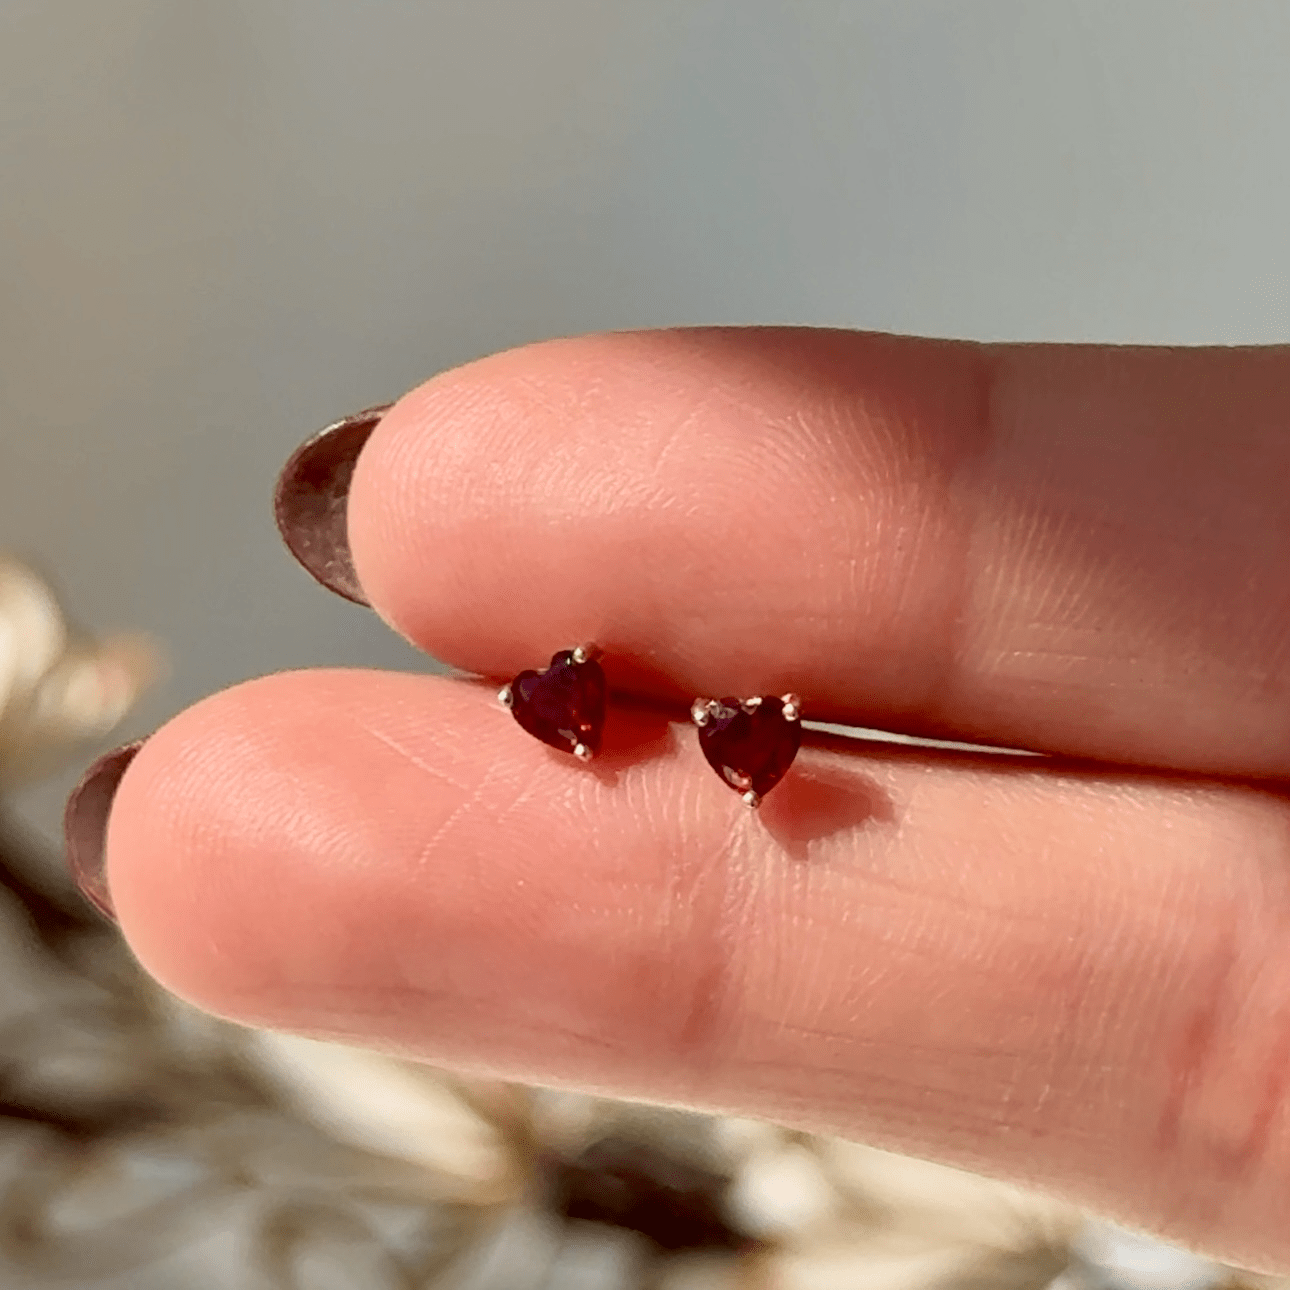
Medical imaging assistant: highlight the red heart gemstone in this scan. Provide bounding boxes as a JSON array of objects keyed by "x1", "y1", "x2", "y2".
[
  {"x1": 508, "y1": 651, "x2": 606, "y2": 757},
  {"x1": 696, "y1": 698, "x2": 801, "y2": 801}
]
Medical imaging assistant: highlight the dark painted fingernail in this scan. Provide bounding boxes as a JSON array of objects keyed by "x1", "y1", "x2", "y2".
[
  {"x1": 63, "y1": 740, "x2": 145, "y2": 920},
  {"x1": 273, "y1": 403, "x2": 393, "y2": 606}
]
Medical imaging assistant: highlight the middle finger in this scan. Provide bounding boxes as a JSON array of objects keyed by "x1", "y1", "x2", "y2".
[{"x1": 343, "y1": 328, "x2": 1290, "y2": 778}]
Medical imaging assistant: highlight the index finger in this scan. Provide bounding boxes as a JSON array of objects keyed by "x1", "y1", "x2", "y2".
[{"x1": 345, "y1": 328, "x2": 1290, "y2": 777}]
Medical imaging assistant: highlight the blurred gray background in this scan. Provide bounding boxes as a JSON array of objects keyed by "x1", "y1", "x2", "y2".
[{"x1": 4, "y1": 0, "x2": 1290, "y2": 843}]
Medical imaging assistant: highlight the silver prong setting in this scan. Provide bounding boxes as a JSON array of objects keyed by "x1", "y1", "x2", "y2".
[
  {"x1": 739, "y1": 696, "x2": 763, "y2": 714},
  {"x1": 741, "y1": 790, "x2": 761, "y2": 809},
  {"x1": 780, "y1": 692, "x2": 801, "y2": 722},
  {"x1": 691, "y1": 698, "x2": 713, "y2": 727},
  {"x1": 573, "y1": 742, "x2": 593, "y2": 762},
  {"x1": 571, "y1": 642, "x2": 601, "y2": 666},
  {"x1": 498, "y1": 684, "x2": 514, "y2": 709}
]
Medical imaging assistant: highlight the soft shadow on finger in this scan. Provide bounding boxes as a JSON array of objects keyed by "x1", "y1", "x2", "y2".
[{"x1": 759, "y1": 764, "x2": 896, "y2": 862}]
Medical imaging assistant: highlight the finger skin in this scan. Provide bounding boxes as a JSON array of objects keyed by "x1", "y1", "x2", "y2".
[
  {"x1": 347, "y1": 329, "x2": 1290, "y2": 777},
  {"x1": 107, "y1": 670, "x2": 1290, "y2": 1269}
]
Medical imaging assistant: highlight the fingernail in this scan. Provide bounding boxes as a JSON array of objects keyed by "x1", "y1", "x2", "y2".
[
  {"x1": 63, "y1": 740, "x2": 144, "y2": 920},
  {"x1": 273, "y1": 403, "x2": 392, "y2": 606}
]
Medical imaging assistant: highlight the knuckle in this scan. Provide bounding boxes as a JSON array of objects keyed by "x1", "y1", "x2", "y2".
[{"x1": 1154, "y1": 882, "x2": 1290, "y2": 1237}]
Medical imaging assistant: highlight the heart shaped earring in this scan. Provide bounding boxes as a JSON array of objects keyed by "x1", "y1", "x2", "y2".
[
  {"x1": 500, "y1": 644, "x2": 607, "y2": 760},
  {"x1": 691, "y1": 693, "x2": 802, "y2": 807}
]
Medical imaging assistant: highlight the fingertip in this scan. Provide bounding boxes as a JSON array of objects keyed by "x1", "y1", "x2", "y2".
[
  {"x1": 346, "y1": 341, "x2": 599, "y2": 668},
  {"x1": 104, "y1": 675, "x2": 283, "y2": 1013},
  {"x1": 105, "y1": 670, "x2": 403, "y2": 1019}
]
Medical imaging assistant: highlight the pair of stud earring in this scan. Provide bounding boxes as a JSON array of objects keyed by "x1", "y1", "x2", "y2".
[{"x1": 498, "y1": 644, "x2": 802, "y2": 808}]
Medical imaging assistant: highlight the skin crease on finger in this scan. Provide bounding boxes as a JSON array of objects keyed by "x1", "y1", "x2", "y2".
[
  {"x1": 346, "y1": 328, "x2": 1290, "y2": 779},
  {"x1": 106, "y1": 669, "x2": 1290, "y2": 1270}
]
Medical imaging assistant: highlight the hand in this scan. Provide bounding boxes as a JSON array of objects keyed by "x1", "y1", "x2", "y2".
[{"x1": 66, "y1": 328, "x2": 1290, "y2": 1271}]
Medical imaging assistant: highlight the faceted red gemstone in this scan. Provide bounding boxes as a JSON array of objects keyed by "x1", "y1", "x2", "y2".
[
  {"x1": 697, "y1": 698, "x2": 801, "y2": 800},
  {"x1": 509, "y1": 651, "x2": 606, "y2": 756}
]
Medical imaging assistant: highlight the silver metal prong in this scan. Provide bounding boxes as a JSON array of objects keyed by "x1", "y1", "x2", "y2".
[
  {"x1": 780, "y1": 692, "x2": 801, "y2": 722},
  {"x1": 690, "y1": 698, "x2": 712, "y2": 727},
  {"x1": 573, "y1": 743, "x2": 593, "y2": 761},
  {"x1": 498, "y1": 684, "x2": 514, "y2": 709},
  {"x1": 571, "y1": 642, "x2": 601, "y2": 665},
  {"x1": 739, "y1": 696, "x2": 763, "y2": 714},
  {"x1": 741, "y1": 790, "x2": 761, "y2": 809}
]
